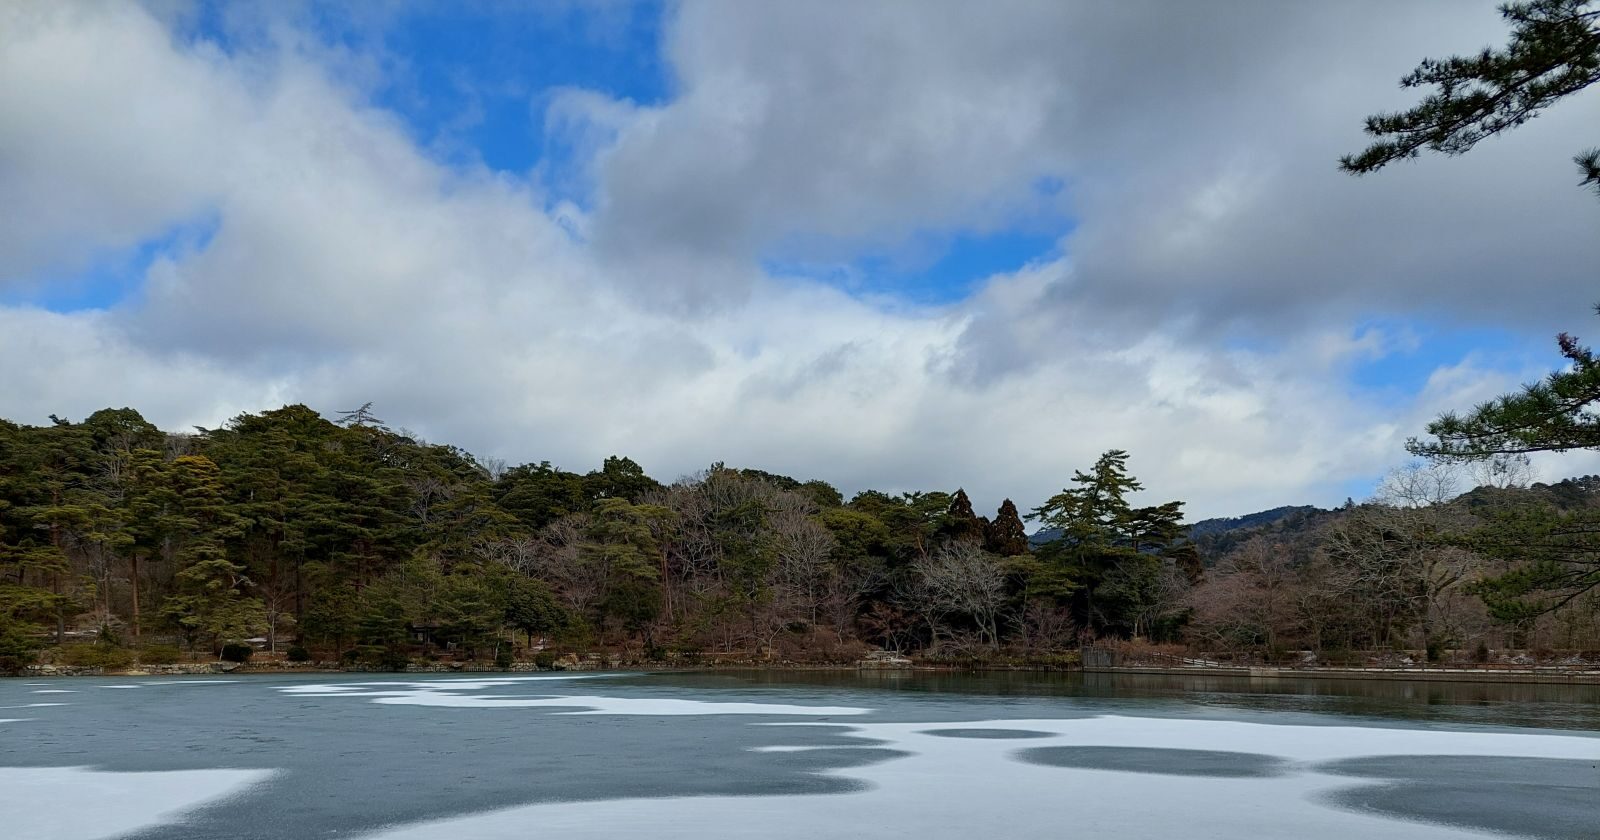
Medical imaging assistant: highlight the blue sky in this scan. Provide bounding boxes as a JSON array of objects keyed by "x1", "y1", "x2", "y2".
[
  {"x1": 16, "y1": 0, "x2": 1524, "y2": 395},
  {"x1": 3, "y1": 1, "x2": 1595, "y2": 518},
  {"x1": 18, "y1": 2, "x2": 1073, "y2": 309}
]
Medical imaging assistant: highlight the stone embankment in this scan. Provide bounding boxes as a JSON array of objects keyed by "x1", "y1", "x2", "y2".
[{"x1": 1085, "y1": 663, "x2": 1600, "y2": 685}]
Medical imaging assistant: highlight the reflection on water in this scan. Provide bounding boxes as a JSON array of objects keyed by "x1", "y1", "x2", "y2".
[{"x1": 666, "y1": 669, "x2": 1600, "y2": 730}]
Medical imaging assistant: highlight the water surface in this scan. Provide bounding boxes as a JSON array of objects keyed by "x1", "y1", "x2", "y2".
[{"x1": 3, "y1": 670, "x2": 1596, "y2": 840}]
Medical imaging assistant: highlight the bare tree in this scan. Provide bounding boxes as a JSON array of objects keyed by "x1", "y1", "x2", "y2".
[
  {"x1": 771, "y1": 509, "x2": 835, "y2": 631},
  {"x1": 1323, "y1": 503, "x2": 1476, "y2": 657},
  {"x1": 530, "y1": 514, "x2": 602, "y2": 617},
  {"x1": 909, "y1": 541, "x2": 1008, "y2": 649},
  {"x1": 1467, "y1": 453, "x2": 1535, "y2": 490},
  {"x1": 1186, "y1": 537, "x2": 1297, "y2": 652},
  {"x1": 1015, "y1": 598, "x2": 1076, "y2": 652},
  {"x1": 1376, "y1": 461, "x2": 1461, "y2": 508}
]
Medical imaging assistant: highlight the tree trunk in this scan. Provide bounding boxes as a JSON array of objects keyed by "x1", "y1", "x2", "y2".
[
  {"x1": 53, "y1": 571, "x2": 65, "y2": 645},
  {"x1": 130, "y1": 554, "x2": 141, "y2": 645}
]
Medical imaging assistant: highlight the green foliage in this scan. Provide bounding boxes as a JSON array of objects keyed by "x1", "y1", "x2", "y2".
[
  {"x1": 286, "y1": 644, "x2": 312, "y2": 662},
  {"x1": 1411, "y1": 313, "x2": 1600, "y2": 459},
  {"x1": 799, "y1": 480, "x2": 844, "y2": 509},
  {"x1": 0, "y1": 618, "x2": 42, "y2": 674},
  {"x1": 584, "y1": 456, "x2": 660, "y2": 503},
  {"x1": 1028, "y1": 451, "x2": 1192, "y2": 638},
  {"x1": 502, "y1": 573, "x2": 571, "y2": 643},
  {"x1": 494, "y1": 461, "x2": 587, "y2": 530},
  {"x1": 1341, "y1": 0, "x2": 1600, "y2": 198},
  {"x1": 59, "y1": 643, "x2": 134, "y2": 669},
  {"x1": 1468, "y1": 501, "x2": 1600, "y2": 616},
  {"x1": 138, "y1": 644, "x2": 183, "y2": 664},
  {"x1": 939, "y1": 489, "x2": 988, "y2": 544},
  {"x1": 219, "y1": 642, "x2": 253, "y2": 663},
  {"x1": 1408, "y1": 313, "x2": 1600, "y2": 615},
  {"x1": 434, "y1": 570, "x2": 505, "y2": 654}
]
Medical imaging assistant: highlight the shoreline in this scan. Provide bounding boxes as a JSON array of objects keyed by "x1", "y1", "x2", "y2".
[
  {"x1": 1083, "y1": 664, "x2": 1600, "y2": 685},
  {"x1": 10, "y1": 661, "x2": 1600, "y2": 685}
]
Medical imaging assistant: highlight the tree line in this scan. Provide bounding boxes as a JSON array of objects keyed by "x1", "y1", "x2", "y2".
[
  {"x1": 4, "y1": 398, "x2": 1598, "y2": 673},
  {"x1": 0, "y1": 403, "x2": 1138, "y2": 669}
]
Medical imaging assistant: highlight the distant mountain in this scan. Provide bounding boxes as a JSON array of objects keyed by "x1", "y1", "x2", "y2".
[
  {"x1": 1026, "y1": 527, "x2": 1063, "y2": 547},
  {"x1": 1187, "y1": 505, "x2": 1322, "y2": 537},
  {"x1": 1027, "y1": 504, "x2": 1325, "y2": 548}
]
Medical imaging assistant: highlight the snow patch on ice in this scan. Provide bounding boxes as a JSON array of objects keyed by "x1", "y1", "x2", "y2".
[
  {"x1": 0, "y1": 766, "x2": 272, "y2": 840},
  {"x1": 279, "y1": 678, "x2": 868, "y2": 716},
  {"x1": 31, "y1": 689, "x2": 75, "y2": 694},
  {"x1": 357, "y1": 716, "x2": 1599, "y2": 840},
  {"x1": 749, "y1": 745, "x2": 876, "y2": 753}
]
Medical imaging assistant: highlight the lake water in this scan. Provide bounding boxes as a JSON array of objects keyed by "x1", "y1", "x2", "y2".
[{"x1": 3, "y1": 670, "x2": 1597, "y2": 840}]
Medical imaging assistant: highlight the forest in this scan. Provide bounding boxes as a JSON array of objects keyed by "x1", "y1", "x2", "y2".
[{"x1": 2, "y1": 396, "x2": 1597, "y2": 674}]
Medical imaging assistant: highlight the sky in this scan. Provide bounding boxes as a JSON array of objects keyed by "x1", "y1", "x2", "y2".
[{"x1": 2, "y1": 0, "x2": 1598, "y2": 519}]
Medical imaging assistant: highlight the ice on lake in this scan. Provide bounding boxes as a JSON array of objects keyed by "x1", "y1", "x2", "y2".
[{"x1": 1, "y1": 672, "x2": 1596, "y2": 840}]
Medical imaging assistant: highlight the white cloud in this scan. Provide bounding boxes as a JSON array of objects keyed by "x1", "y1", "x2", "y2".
[{"x1": 0, "y1": 1, "x2": 1593, "y2": 520}]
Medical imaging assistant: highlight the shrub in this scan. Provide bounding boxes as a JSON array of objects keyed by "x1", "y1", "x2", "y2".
[
  {"x1": 0, "y1": 622, "x2": 41, "y2": 675},
  {"x1": 285, "y1": 645, "x2": 312, "y2": 663},
  {"x1": 60, "y1": 644, "x2": 134, "y2": 669},
  {"x1": 494, "y1": 646, "x2": 514, "y2": 669},
  {"x1": 533, "y1": 650, "x2": 559, "y2": 669},
  {"x1": 341, "y1": 648, "x2": 361, "y2": 664},
  {"x1": 357, "y1": 644, "x2": 411, "y2": 671},
  {"x1": 137, "y1": 644, "x2": 183, "y2": 665},
  {"x1": 377, "y1": 646, "x2": 411, "y2": 671},
  {"x1": 219, "y1": 643, "x2": 253, "y2": 663}
]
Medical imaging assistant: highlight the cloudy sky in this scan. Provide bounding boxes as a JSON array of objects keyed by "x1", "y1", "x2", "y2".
[{"x1": 3, "y1": 0, "x2": 1597, "y2": 518}]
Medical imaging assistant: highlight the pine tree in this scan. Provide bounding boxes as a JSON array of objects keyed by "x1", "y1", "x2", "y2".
[
  {"x1": 158, "y1": 455, "x2": 264, "y2": 653},
  {"x1": 1342, "y1": 0, "x2": 1600, "y2": 199},
  {"x1": 1411, "y1": 312, "x2": 1600, "y2": 458}
]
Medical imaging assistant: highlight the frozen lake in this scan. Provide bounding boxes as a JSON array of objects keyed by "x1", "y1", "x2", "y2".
[{"x1": 2, "y1": 670, "x2": 1597, "y2": 840}]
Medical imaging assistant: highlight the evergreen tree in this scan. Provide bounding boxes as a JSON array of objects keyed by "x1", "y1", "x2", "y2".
[
  {"x1": 939, "y1": 489, "x2": 989, "y2": 544},
  {"x1": 1411, "y1": 312, "x2": 1600, "y2": 612},
  {"x1": 1028, "y1": 450, "x2": 1192, "y2": 638},
  {"x1": 158, "y1": 455, "x2": 265, "y2": 653},
  {"x1": 1342, "y1": 0, "x2": 1600, "y2": 199},
  {"x1": 1410, "y1": 311, "x2": 1600, "y2": 458},
  {"x1": 984, "y1": 499, "x2": 1031, "y2": 557}
]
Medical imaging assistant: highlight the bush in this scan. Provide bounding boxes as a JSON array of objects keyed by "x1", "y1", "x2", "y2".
[
  {"x1": 341, "y1": 648, "x2": 361, "y2": 664},
  {"x1": 494, "y1": 646, "x2": 514, "y2": 669},
  {"x1": 137, "y1": 644, "x2": 183, "y2": 664},
  {"x1": 59, "y1": 644, "x2": 134, "y2": 669},
  {"x1": 0, "y1": 622, "x2": 41, "y2": 675},
  {"x1": 357, "y1": 644, "x2": 411, "y2": 671},
  {"x1": 533, "y1": 650, "x2": 559, "y2": 669},
  {"x1": 219, "y1": 643, "x2": 253, "y2": 663},
  {"x1": 285, "y1": 645, "x2": 312, "y2": 663}
]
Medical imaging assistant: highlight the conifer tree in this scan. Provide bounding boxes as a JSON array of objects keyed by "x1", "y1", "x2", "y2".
[
  {"x1": 1342, "y1": 0, "x2": 1600, "y2": 199},
  {"x1": 159, "y1": 455, "x2": 265, "y2": 653},
  {"x1": 984, "y1": 499, "x2": 1031, "y2": 557},
  {"x1": 940, "y1": 488, "x2": 989, "y2": 544}
]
